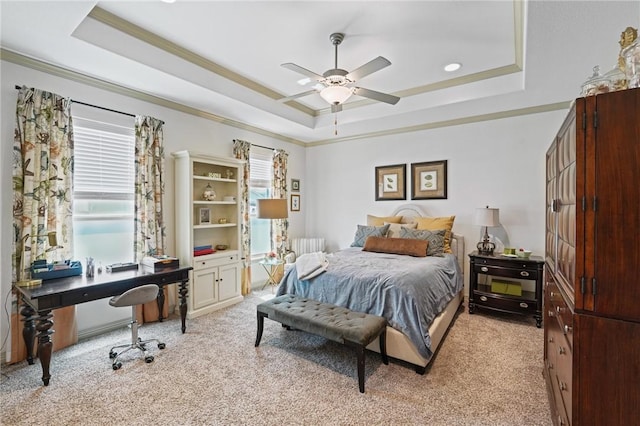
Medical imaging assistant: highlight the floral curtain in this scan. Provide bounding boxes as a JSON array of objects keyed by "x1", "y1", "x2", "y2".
[
  {"x1": 233, "y1": 139, "x2": 252, "y2": 295},
  {"x1": 11, "y1": 86, "x2": 77, "y2": 362},
  {"x1": 134, "y1": 115, "x2": 167, "y2": 321},
  {"x1": 271, "y1": 149, "x2": 289, "y2": 259}
]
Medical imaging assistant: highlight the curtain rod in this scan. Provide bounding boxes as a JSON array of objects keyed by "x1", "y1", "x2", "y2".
[{"x1": 15, "y1": 85, "x2": 164, "y2": 123}]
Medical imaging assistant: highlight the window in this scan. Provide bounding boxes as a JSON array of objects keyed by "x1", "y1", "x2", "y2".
[
  {"x1": 249, "y1": 149, "x2": 273, "y2": 257},
  {"x1": 72, "y1": 115, "x2": 135, "y2": 265}
]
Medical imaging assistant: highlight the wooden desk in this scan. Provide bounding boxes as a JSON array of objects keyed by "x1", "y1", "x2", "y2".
[{"x1": 13, "y1": 266, "x2": 192, "y2": 386}]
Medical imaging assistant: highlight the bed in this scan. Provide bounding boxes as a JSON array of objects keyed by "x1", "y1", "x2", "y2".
[{"x1": 277, "y1": 205, "x2": 465, "y2": 373}]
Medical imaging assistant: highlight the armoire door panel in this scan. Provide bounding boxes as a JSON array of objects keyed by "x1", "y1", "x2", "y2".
[{"x1": 590, "y1": 89, "x2": 640, "y2": 319}]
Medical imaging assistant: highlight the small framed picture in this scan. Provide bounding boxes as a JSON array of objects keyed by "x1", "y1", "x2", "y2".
[
  {"x1": 199, "y1": 208, "x2": 211, "y2": 224},
  {"x1": 411, "y1": 160, "x2": 448, "y2": 200},
  {"x1": 375, "y1": 164, "x2": 406, "y2": 201},
  {"x1": 290, "y1": 194, "x2": 300, "y2": 212},
  {"x1": 291, "y1": 178, "x2": 300, "y2": 192}
]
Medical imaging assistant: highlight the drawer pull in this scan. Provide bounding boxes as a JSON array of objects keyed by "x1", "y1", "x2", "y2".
[
  {"x1": 560, "y1": 381, "x2": 567, "y2": 391},
  {"x1": 480, "y1": 266, "x2": 489, "y2": 272},
  {"x1": 520, "y1": 271, "x2": 530, "y2": 277},
  {"x1": 480, "y1": 296, "x2": 488, "y2": 302},
  {"x1": 564, "y1": 325, "x2": 573, "y2": 334},
  {"x1": 558, "y1": 346, "x2": 566, "y2": 355},
  {"x1": 550, "y1": 291, "x2": 556, "y2": 298},
  {"x1": 556, "y1": 306, "x2": 565, "y2": 314},
  {"x1": 548, "y1": 336, "x2": 554, "y2": 343},
  {"x1": 548, "y1": 310, "x2": 555, "y2": 317},
  {"x1": 519, "y1": 302, "x2": 529, "y2": 308}
]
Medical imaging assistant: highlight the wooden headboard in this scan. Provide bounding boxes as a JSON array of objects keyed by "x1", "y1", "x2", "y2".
[{"x1": 391, "y1": 204, "x2": 465, "y2": 274}]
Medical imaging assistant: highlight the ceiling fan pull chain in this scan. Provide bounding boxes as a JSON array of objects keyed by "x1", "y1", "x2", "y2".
[{"x1": 334, "y1": 112, "x2": 338, "y2": 136}]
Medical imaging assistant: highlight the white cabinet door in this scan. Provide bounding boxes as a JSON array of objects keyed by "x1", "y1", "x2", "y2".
[
  {"x1": 218, "y1": 262, "x2": 239, "y2": 301},
  {"x1": 192, "y1": 266, "x2": 218, "y2": 310}
]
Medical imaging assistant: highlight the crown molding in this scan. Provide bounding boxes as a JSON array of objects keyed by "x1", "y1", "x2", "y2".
[
  {"x1": 0, "y1": 48, "x2": 306, "y2": 147},
  {"x1": 307, "y1": 101, "x2": 570, "y2": 147}
]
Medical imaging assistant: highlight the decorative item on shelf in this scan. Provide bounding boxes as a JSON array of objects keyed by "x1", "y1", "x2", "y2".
[
  {"x1": 215, "y1": 244, "x2": 228, "y2": 251},
  {"x1": 225, "y1": 169, "x2": 233, "y2": 179},
  {"x1": 621, "y1": 26, "x2": 639, "y2": 88},
  {"x1": 474, "y1": 206, "x2": 500, "y2": 256},
  {"x1": 257, "y1": 198, "x2": 289, "y2": 257},
  {"x1": 602, "y1": 63, "x2": 627, "y2": 92},
  {"x1": 202, "y1": 183, "x2": 216, "y2": 201},
  {"x1": 207, "y1": 172, "x2": 221, "y2": 179},
  {"x1": 580, "y1": 65, "x2": 611, "y2": 96},
  {"x1": 194, "y1": 245, "x2": 215, "y2": 256},
  {"x1": 223, "y1": 196, "x2": 236, "y2": 202},
  {"x1": 218, "y1": 218, "x2": 227, "y2": 224}
]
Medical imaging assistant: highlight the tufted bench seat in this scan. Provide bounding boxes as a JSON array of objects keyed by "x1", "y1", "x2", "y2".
[{"x1": 255, "y1": 294, "x2": 388, "y2": 393}]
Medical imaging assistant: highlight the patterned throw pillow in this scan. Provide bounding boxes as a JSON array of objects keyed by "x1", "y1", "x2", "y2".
[
  {"x1": 350, "y1": 224, "x2": 390, "y2": 247},
  {"x1": 399, "y1": 227, "x2": 446, "y2": 257}
]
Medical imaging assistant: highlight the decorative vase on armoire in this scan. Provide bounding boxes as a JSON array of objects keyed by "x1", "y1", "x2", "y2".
[{"x1": 543, "y1": 87, "x2": 640, "y2": 426}]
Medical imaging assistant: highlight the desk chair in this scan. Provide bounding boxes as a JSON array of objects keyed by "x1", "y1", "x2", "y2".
[{"x1": 108, "y1": 284, "x2": 166, "y2": 370}]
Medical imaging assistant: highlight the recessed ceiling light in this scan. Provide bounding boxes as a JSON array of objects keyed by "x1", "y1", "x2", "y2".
[{"x1": 444, "y1": 63, "x2": 462, "y2": 72}]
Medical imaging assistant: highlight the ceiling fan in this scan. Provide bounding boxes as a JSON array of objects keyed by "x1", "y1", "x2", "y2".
[{"x1": 279, "y1": 33, "x2": 400, "y2": 113}]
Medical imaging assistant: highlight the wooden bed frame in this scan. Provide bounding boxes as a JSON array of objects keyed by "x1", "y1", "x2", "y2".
[{"x1": 365, "y1": 204, "x2": 465, "y2": 373}]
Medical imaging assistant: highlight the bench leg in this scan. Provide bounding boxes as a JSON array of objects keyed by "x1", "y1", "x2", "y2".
[
  {"x1": 379, "y1": 328, "x2": 389, "y2": 365},
  {"x1": 255, "y1": 312, "x2": 266, "y2": 347},
  {"x1": 356, "y1": 344, "x2": 366, "y2": 393}
]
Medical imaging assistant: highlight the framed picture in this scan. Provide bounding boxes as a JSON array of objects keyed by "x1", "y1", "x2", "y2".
[
  {"x1": 199, "y1": 207, "x2": 211, "y2": 224},
  {"x1": 411, "y1": 160, "x2": 448, "y2": 200},
  {"x1": 291, "y1": 178, "x2": 300, "y2": 192},
  {"x1": 290, "y1": 194, "x2": 300, "y2": 212},
  {"x1": 375, "y1": 164, "x2": 406, "y2": 201}
]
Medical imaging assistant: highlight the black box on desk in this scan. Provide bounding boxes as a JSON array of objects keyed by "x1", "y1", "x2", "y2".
[{"x1": 141, "y1": 256, "x2": 179, "y2": 272}]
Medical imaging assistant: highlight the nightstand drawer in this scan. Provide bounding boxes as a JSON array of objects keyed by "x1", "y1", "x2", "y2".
[
  {"x1": 472, "y1": 291, "x2": 537, "y2": 313},
  {"x1": 473, "y1": 263, "x2": 539, "y2": 280}
]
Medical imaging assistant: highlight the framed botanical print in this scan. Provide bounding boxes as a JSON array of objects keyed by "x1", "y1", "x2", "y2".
[
  {"x1": 375, "y1": 164, "x2": 406, "y2": 201},
  {"x1": 411, "y1": 160, "x2": 447, "y2": 200},
  {"x1": 291, "y1": 178, "x2": 300, "y2": 192},
  {"x1": 199, "y1": 207, "x2": 211, "y2": 224},
  {"x1": 290, "y1": 194, "x2": 300, "y2": 211}
]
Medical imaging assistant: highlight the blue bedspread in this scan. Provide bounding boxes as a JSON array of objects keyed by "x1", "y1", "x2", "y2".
[{"x1": 276, "y1": 247, "x2": 463, "y2": 358}]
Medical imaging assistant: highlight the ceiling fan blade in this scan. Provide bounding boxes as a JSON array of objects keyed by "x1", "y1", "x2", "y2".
[
  {"x1": 277, "y1": 89, "x2": 319, "y2": 102},
  {"x1": 331, "y1": 104, "x2": 343, "y2": 113},
  {"x1": 281, "y1": 63, "x2": 324, "y2": 81},
  {"x1": 346, "y1": 56, "x2": 391, "y2": 81},
  {"x1": 353, "y1": 87, "x2": 400, "y2": 105}
]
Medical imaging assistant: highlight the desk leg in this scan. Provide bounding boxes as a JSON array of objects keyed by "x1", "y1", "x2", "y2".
[
  {"x1": 156, "y1": 287, "x2": 165, "y2": 322},
  {"x1": 35, "y1": 310, "x2": 54, "y2": 386},
  {"x1": 178, "y1": 279, "x2": 188, "y2": 333},
  {"x1": 20, "y1": 301, "x2": 36, "y2": 365}
]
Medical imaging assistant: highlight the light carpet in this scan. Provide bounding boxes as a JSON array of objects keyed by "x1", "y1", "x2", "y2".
[{"x1": 1, "y1": 293, "x2": 551, "y2": 425}]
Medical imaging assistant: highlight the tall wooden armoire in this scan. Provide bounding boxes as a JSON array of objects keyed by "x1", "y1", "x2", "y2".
[{"x1": 544, "y1": 87, "x2": 640, "y2": 426}]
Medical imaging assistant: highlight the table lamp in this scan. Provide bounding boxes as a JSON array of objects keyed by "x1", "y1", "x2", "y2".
[
  {"x1": 257, "y1": 198, "x2": 289, "y2": 257},
  {"x1": 474, "y1": 206, "x2": 500, "y2": 255},
  {"x1": 16, "y1": 234, "x2": 43, "y2": 288}
]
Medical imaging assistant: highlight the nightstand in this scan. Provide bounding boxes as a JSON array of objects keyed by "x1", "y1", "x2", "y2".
[{"x1": 468, "y1": 251, "x2": 544, "y2": 327}]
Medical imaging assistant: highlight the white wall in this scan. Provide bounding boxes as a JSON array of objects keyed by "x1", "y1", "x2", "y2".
[
  {"x1": 304, "y1": 110, "x2": 567, "y2": 285},
  {"x1": 0, "y1": 60, "x2": 306, "y2": 354}
]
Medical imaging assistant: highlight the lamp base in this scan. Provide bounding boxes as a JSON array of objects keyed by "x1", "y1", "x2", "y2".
[
  {"x1": 15, "y1": 278, "x2": 42, "y2": 288},
  {"x1": 477, "y1": 240, "x2": 496, "y2": 256}
]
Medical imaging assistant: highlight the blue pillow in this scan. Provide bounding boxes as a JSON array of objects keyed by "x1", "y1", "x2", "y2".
[
  {"x1": 399, "y1": 227, "x2": 446, "y2": 257},
  {"x1": 350, "y1": 224, "x2": 390, "y2": 247}
]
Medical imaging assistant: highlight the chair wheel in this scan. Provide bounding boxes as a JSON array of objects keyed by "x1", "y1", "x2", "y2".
[
  {"x1": 158, "y1": 343, "x2": 166, "y2": 350},
  {"x1": 145, "y1": 355, "x2": 154, "y2": 363},
  {"x1": 109, "y1": 351, "x2": 117, "y2": 359},
  {"x1": 112, "y1": 362, "x2": 122, "y2": 370}
]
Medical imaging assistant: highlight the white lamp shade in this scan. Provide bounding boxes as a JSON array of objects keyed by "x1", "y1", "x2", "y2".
[
  {"x1": 474, "y1": 207, "x2": 500, "y2": 227},
  {"x1": 320, "y1": 86, "x2": 353, "y2": 105},
  {"x1": 257, "y1": 198, "x2": 288, "y2": 219}
]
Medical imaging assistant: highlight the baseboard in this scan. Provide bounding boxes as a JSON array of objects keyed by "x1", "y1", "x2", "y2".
[{"x1": 77, "y1": 319, "x2": 131, "y2": 341}]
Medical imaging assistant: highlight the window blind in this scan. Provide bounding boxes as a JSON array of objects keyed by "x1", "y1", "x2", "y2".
[
  {"x1": 250, "y1": 149, "x2": 273, "y2": 189},
  {"x1": 73, "y1": 117, "x2": 135, "y2": 199}
]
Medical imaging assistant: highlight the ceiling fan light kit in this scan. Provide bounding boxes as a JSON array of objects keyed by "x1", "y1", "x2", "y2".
[{"x1": 280, "y1": 32, "x2": 400, "y2": 111}]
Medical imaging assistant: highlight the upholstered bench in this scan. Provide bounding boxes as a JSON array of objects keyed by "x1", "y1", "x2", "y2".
[{"x1": 255, "y1": 294, "x2": 388, "y2": 393}]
